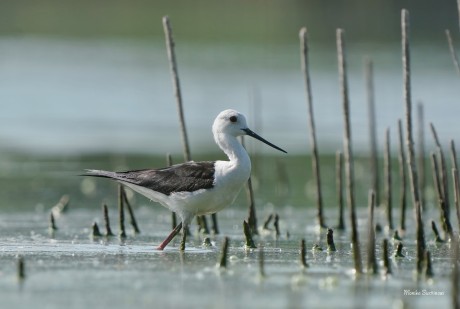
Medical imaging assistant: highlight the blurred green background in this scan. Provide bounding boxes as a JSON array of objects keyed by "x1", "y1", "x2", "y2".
[{"x1": 0, "y1": 0, "x2": 457, "y2": 43}]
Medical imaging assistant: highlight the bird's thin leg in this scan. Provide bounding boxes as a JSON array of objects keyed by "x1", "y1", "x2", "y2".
[
  {"x1": 156, "y1": 222, "x2": 183, "y2": 250},
  {"x1": 179, "y1": 224, "x2": 188, "y2": 251}
]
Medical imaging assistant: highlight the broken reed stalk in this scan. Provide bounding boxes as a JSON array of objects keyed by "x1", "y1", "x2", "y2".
[
  {"x1": 424, "y1": 250, "x2": 434, "y2": 279},
  {"x1": 103, "y1": 204, "x2": 114, "y2": 237},
  {"x1": 394, "y1": 242, "x2": 405, "y2": 258},
  {"x1": 336, "y1": 151, "x2": 346, "y2": 230},
  {"x1": 219, "y1": 237, "x2": 230, "y2": 268},
  {"x1": 401, "y1": 9, "x2": 426, "y2": 274},
  {"x1": 327, "y1": 228, "x2": 336, "y2": 252},
  {"x1": 273, "y1": 214, "x2": 280, "y2": 237},
  {"x1": 451, "y1": 141, "x2": 460, "y2": 231},
  {"x1": 263, "y1": 214, "x2": 273, "y2": 230},
  {"x1": 121, "y1": 186, "x2": 140, "y2": 234},
  {"x1": 49, "y1": 212, "x2": 57, "y2": 231},
  {"x1": 430, "y1": 124, "x2": 452, "y2": 224},
  {"x1": 337, "y1": 28, "x2": 362, "y2": 275},
  {"x1": 365, "y1": 57, "x2": 380, "y2": 207},
  {"x1": 445, "y1": 29, "x2": 460, "y2": 76},
  {"x1": 300, "y1": 239, "x2": 308, "y2": 268},
  {"x1": 384, "y1": 128, "x2": 393, "y2": 230},
  {"x1": 398, "y1": 119, "x2": 407, "y2": 232},
  {"x1": 431, "y1": 220, "x2": 444, "y2": 243},
  {"x1": 300, "y1": 27, "x2": 326, "y2": 228},
  {"x1": 92, "y1": 222, "x2": 102, "y2": 237},
  {"x1": 162, "y1": 16, "x2": 191, "y2": 162},
  {"x1": 118, "y1": 184, "x2": 127, "y2": 238},
  {"x1": 243, "y1": 220, "x2": 257, "y2": 249},
  {"x1": 367, "y1": 190, "x2": 378, "y2": 275},
  {"x1": 383, "y1": 238, "x2": 392, "y2": 275},
  {"x1": 417, "y1": 103, "x2": 426, "y2": 210},
  {"x1": 453, "y1": 168, "x2": 460, "y2": 231},
  {"x1": 430, "y1": 152, "x2": 454, "y2": 238}
]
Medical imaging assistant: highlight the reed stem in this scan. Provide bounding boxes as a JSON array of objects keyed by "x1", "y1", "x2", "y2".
[
  {"x1": 103, "y1": 204, "x2": 114, "y2": 237},
  {"x1": 300, "y1": 27, "x2": 326, "y2": 228},
  {"x1": 365, "y1": 57, "x2": 380, "y2": 207},
  {"x1": 337, "y1": 28, "x2": 362, "y2": 275},
  {"x1": 417, "y1": 103, "x2": 426, "y2": 210},
  {"x1": 401, "y1": 9, "x2": 425, "y2": 273},
  {"x1": 398, "y1": 119, "x2": 407, "y2": 232},
  {"x1": 384, "y1": 128, "x2": 393, "y2": 230},
  {"x1": 162, "y1": 16, "x2": 191, "y2": 162},
  {"x1": 367, "y1": 190, "x2": 378, "y2": 275},
  {"x1": 335, "y1": 151, "x2": 345, "y2": 230}
]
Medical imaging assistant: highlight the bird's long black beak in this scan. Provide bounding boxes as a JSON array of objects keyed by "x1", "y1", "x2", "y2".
[{"x1": 242, "y1": 128, "x2": 287, "y2": 153}]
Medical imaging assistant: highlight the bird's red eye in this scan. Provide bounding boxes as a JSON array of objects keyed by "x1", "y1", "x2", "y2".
[{"x1": 229, "y1": 116, "x2": 237, "y2": 123}]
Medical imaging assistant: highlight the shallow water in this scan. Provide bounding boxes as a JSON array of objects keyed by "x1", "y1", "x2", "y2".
[{"x1": 0, "y1": 204, "x2": 456, "y2": 309}]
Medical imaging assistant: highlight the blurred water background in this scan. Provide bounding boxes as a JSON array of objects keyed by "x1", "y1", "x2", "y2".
[{"x1": 0, "y1": 0, "x2": 459, "y2": 156}]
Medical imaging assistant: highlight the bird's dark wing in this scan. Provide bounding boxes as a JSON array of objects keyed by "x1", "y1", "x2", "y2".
[{"x1": 85, "y1": 161, "x2": 216, "y2": 196}]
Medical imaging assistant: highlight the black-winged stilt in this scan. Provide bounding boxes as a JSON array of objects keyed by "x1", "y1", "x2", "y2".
[{"x1": 84, "y1": 109, "x2": 287, "y2": 250}]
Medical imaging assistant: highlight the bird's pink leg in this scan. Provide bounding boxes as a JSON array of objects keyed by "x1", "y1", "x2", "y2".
[{"x1": 156, "y1": 222, "x2": 183, "y2": 250}]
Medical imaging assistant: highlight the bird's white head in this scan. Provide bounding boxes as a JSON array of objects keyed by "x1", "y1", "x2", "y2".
[
  {"x1": 212, "y1": 109, "x2": 247, "y2": 137},
  {"x1": 212, "y1": 109, "x2": 287, "y2": 154}
]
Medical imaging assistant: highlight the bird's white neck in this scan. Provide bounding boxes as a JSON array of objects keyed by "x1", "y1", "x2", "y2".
[{"x1": 215, "y1": 133, "x2": 251, "y2": 170}]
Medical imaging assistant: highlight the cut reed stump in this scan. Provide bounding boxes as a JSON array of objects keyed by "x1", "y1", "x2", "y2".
[
  {"x1": 300, "y1": 27, "x2": 326, "y2": 228},
  {"x1": 300, "y1": 239, "x2": 309, "y2": 268},
  {"x1": 243, "y1": 220, "x2": 257, "y2": 249},
  {"x1": 401, "y1": 9, "x2": 426, "y2": 274},
  {"x1": 382, "y1": 238, "x2": 392, "y2": 275},
  {"x1": 103, "y1": 204, "x2": 114, "y2": 237},
  {"x1": 337, "y1": 28, "x2": 362, "y2": 275},
  {"x1": 118, "y1": 184, "x2": 127, "y2": 239},
  {"x1": 219, "y1": 237, "x2": 230, "y2": 268}
]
